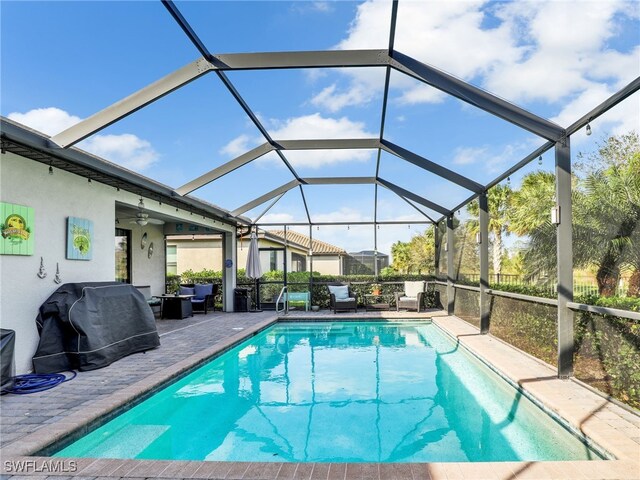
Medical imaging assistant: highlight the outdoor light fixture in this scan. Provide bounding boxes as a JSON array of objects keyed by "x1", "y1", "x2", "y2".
[
  {"x1": 551, "y1": 206, "x2": 561, "y2": 225},
  {"x1": 586, "y1": 122, "x2": 592, "y2": 136},
  {"x1": 48, "y1": 162, "x2": 53, "y2": 175},
  {"x1": 87, "y1": 177, "x2": 91, "y2": 183},
  {"x1": 136, "y1": 218, "x2": 148, "y2": 226},
  {"x1": 476, "y1": 232, "x2": 482, "y2": 244},
  {"x1": 538, "y1": 155, "x2": 543, "y2": 166},
  {"x1": 444, "y1": 242, "x2": 448, "y2": 252},
  {"x1": 507, "y1": 176, "x2": 511, "y2": 184},
  {"x1": 191, "y1": 234, "x2": 195, "y2": 241}
]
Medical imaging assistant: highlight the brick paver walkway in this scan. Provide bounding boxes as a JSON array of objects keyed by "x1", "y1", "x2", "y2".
[{"x1": 1, "y1": 312, "x2": 275, "y2": 449}]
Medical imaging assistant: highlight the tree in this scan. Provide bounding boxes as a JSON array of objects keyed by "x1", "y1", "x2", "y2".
[
  {"x1": 576, "y1": 133, "x2": 640, "y2": 296},
  {"x1": 391, "y1": 241, "x2": 412, "y2": 273},
  {"x1": 408, "y1": 228, "x2": 435, "y2": 274},
  {"x1": 466, "y1": 184, "x2": 512, "y2": 275},
  {"x1": 508, "y1": 171, "x2": 557, "y2": 279}
]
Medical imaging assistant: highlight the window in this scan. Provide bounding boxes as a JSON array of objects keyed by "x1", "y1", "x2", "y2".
[
  {"x1": 166, "y1": 245, "x2": 177, "y2": 274},
  {"x1": 115, "y1": 228, "x2": 131, "y2": 283},
  {"x1": 291, "y1": 252, "x2": 306, "y2": 272}
]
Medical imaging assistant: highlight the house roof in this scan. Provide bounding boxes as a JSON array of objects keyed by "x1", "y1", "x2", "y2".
[{"x1": 266, "y1": 230, "x2": 346, "y2": 255}]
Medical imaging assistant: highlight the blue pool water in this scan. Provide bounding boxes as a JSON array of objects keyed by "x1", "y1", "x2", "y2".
[{"x1": 55, "y1": 322, "x2": 598, "y2": 462}]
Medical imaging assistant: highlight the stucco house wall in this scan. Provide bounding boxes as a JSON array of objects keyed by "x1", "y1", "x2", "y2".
[
  {"x1": 311, "y1": 255, "x2": 344, "y2": 275},
  {"x1": 1, "y1": 152, "x2": 119, "y2": 374}
]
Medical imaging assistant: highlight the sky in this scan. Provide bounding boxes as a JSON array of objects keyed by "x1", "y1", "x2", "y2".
[{"x1": 2, "y1": 0, "x2": 639, "y2": 257}]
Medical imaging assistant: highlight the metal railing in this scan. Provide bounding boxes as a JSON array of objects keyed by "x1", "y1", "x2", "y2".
[{"x1": 275, "y1": 286, "x2": 288, "y2": 315}]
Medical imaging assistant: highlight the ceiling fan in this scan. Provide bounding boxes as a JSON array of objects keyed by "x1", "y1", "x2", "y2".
[{"x1": 117, "y1": 198, "x2": 165, "y2": 226}]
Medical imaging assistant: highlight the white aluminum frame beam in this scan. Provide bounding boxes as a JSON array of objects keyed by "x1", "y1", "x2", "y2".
[
  {"x1": 275, "y1": 138, "x2": 379, "y2": 150},
  {"x1": 51, "y1": 58, "x2": 214, "y2": 148},
  {"x1": 231, "y1": 180, "x2": 300, "y2": 217},
  {"x1": 211, "y1": 50, "x2": 389, "y2": 70},
  {"x1": 176, "y1": 143, "x2": 274, "y2": 196}
]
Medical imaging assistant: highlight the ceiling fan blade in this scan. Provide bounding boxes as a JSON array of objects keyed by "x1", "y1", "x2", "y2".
[{"x1": 148, "y1": 218, "x2": 165, "y2": 225}]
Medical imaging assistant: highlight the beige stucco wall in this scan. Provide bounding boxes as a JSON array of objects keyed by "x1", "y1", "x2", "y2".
[
  {"x1": 0, "y1": 153, "x2": 117, "y2": 374},
  {"x1": 311, "y1": 255, "x2": 343, "y2": 275},
  {"x1": 175, "y1": 239, "x2": 223, "y2": 274}
]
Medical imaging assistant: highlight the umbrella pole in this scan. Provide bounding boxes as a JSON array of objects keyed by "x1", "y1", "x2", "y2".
[{"x1": 253, "y1": 277, "x2": 262, "y2": 312}]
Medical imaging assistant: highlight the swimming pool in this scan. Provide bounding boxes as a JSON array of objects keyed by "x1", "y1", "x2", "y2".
[{"x1": 55, "y1": 322, "x2": 599, "y2": 462}]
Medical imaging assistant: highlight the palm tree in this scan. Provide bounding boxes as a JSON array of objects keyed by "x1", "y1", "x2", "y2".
[
  {"x1": 575, "y1": 133, "x2": 640, "y2": 296},
  {"x1": 466, "y1": 184, "x2": 512, "y2": 276},
  {"x1": 508, "y1": 171, "x2": 558, "y2": 279}
]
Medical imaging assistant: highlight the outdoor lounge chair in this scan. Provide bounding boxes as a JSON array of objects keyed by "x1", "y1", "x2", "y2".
[
  {"x1": 328, "y1": 283, "x2": 358, "y2": 313},
  {"x1": 395, "y1": 281, "x2": 426, "y2": 312},
  {"x1": 180, "y1": 283, "x2": 218, "y2": 314}
]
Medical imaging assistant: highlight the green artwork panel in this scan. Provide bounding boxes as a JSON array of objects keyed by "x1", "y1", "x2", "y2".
[
  {"x1": 67, "y1": 217, "x2": 93, "y2": 260},
  {"x1": 0, "y1": 202, "x2": 35, "y2": 255}
]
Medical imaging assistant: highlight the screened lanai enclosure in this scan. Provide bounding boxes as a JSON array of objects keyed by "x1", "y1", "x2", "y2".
[{"x1": 2, "y1": 1, "x2": 639, "y2": 409}]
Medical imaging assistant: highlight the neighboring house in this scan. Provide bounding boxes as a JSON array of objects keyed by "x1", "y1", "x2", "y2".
[
  {"x1": 346, "y1": 250, "x2": 390, "y2": 275},
  {"x1": 167, "y1": 229, "x2": 347, "y2": 276},
  {"x1": 267, "y1": 230, "x2": 348, "y2": 276}
]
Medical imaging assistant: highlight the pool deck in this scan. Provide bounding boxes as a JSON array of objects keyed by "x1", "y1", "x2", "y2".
[{"x1": 1, "y1": 310, "x2": 638, "y2": 479}]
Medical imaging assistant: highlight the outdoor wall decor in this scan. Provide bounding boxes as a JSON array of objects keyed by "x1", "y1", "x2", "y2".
[
  {"x1": 66, "y1": 217, "x2": 93, "y2": 260},
  {"x1": 54, "y1": 263, "x2": 62, "y2": 284},
  {"x1": 141, "y1": 232, "x2": 148, "y2": 249},
  {"x1": 147, "y1": 242, "x2": 154, "y2": 259},
  {"x1": 0, "y1": 202, "x2": 34, "y2": 255},
  {"x1": 37, "y1": 257, "x2": 47, "y2": 278}
]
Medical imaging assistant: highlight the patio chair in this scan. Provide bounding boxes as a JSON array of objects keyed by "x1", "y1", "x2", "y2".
[
  {"x1": 180, "y1": 284, "x2": 218, "y2": 314},
  {"x1": 328, "y1": 283, "x2": 358, "y2": 313},
  {"x1": 395, "y1": 281, "x2": 426, "y2": 312}
]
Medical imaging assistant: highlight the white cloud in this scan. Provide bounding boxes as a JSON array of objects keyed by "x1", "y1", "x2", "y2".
[
  {"x1": 452, "y1": 146, "x2": 488, "y2": 166},
  {"x1": 308, "y1": 0, "x2": 639, "y2": 140},
  {"x1": 8, "y1": 107, "x2": 81, "y2": 136},
  {"x1": 449, "y1": 140, "x2": 543, "y2": 174},
  {"x1": 311, "y1": 2, "x2": 332, "y2": 13},
  {"x1": 8, "y1": 107, "x2": 159, "y2": 171},
  {"x1": 552, "y1": 86, "x2": 640, "y2": 145},
  {"x1": 311, "y1": 82, "x2": 374, "y2": 112},
  {"x1": 220, "y1": 134, "x2": 257, "y2": 157},
  {"x1": 81, "y1": 134, "x2": 158, "y2": 171}
]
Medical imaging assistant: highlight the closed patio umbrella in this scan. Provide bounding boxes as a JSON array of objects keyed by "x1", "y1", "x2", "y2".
[{"x1": 245, "y1": 230, "x2": 263, "y2": 311}]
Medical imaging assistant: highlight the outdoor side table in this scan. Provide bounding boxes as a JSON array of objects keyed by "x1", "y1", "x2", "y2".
[
  {"x1": 160, "y1": 294, "x2": 194, "y2": 319},
  {"x1": 364, "y1": 294, "x2": 393, "y2": 311}
]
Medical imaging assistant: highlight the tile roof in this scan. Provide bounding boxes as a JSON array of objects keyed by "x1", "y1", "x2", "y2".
[{"x1": 266, "y1": 230, "x2": 346, "y2": 255}]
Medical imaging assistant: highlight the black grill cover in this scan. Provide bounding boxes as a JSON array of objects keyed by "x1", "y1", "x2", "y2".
[
  {"x1": 33, "y1": 282, "x2": 160, "y2": 373},
  {"x1": 1, "y1": 329, "x2": 16, "y2": 393}
]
